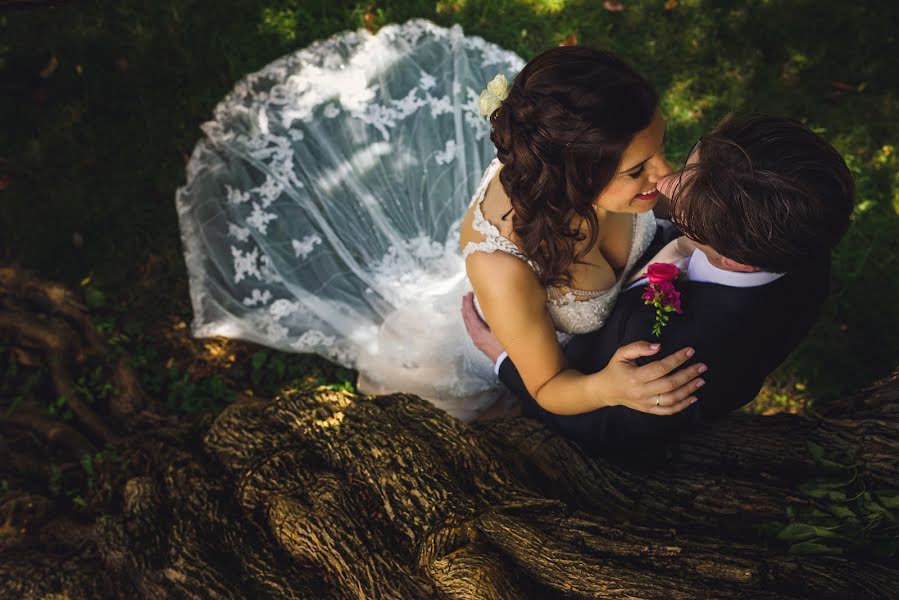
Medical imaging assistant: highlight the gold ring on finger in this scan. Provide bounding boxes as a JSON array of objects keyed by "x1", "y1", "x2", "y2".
[{"x1": 655, "y1": 394, "x2": 661, "y2": 407}]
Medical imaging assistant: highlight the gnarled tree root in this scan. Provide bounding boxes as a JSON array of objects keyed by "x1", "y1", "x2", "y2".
[{"x1": 0, "y1": 266, "x2": 897, "y2": 599}]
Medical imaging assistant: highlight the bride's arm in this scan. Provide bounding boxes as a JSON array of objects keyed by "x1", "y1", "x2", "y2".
[
  {"x1": 467, "y1": 252, "x2": 704, "y2": 416},
  {"x1": 467, "y1": 252, "x2": 576, "y2": 409}
]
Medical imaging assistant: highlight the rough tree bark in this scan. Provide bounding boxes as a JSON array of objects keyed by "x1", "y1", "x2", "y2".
[{"x1": 0, "y1": 266, "x2": 897, "y2": 599}]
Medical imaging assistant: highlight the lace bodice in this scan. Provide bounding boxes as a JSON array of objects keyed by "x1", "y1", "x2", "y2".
[{"x1": 462, "y1": 157, "x2": 657, "y2": 335}]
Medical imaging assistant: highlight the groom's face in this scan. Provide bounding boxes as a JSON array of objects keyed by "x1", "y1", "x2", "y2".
[
  {"x1": 658, "y1": 143, "x2": 714, "y2": 254},
  {"x1": 658, "y1": 142, "x2": 701, "y2": 238}
]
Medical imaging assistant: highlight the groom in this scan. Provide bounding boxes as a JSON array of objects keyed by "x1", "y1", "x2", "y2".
[{"x1": 462, "y1": 114, "x2": 855, "y2": 456}]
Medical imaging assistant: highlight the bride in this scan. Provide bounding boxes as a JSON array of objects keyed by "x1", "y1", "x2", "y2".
[
  {"x1": 175, "y1": 18, "x2": 699, "y2": 421},
  {"x1": 460, "y1": 45, "x2": 679, "y2": 416}
]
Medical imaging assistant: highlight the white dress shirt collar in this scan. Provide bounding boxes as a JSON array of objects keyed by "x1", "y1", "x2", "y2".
[
  {"x1": 683, "y1": 248, "x2": 785, "y2": 287},
  {"x1": 626, "y1": 248, "x2": 784, "y2": 290}
]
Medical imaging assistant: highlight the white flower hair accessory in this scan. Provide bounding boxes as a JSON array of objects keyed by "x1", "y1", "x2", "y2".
[{"x1": 477, "y1": 73, "x2": 510, "y2": 119}]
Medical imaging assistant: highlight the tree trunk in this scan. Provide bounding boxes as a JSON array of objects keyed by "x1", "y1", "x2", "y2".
[{"x1": 1, "y1": 266, "x2": 897, "y2": 599}]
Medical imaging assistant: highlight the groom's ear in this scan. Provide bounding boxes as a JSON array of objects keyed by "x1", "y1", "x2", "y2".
[{"x1": 719, "y1": 256, "x2": 762, "y2": 273}]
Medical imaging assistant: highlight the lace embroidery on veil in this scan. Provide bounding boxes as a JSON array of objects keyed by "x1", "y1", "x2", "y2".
[{"x1": 176, "y1": 19, "x2": 529, "y2": 419}]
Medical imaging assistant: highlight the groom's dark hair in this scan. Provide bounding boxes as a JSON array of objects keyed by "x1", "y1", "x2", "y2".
[{"x1": 669, "y1": 114, "x2": 855, "y2": 272}]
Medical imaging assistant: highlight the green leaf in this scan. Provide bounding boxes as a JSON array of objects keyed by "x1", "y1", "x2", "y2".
[
  {"x1": 866, "y1": 501, "x2": 898, "y2": 523},
  {"x1": 788, "y1": 541, "x2": 843, "y2": 555},
  {"x1": 776, "y1": 523, "x2": 817, "y2": 543},
  {"x1": 251, "y1": 351, "x2": 267, "y2": 370},
  {"x1": 271, "y1": 354, "x2": 286, "y2": 380},
  {"x1": 827, "y1": 505, "x2": 857, "y2": 520},
  {"x1": 841, "y1": 520, "x2": 865, "y2": 542},
  {"x1": 757, "y1": 521, "x2": 787, "y2": 537},
  {"x1": 798, "y1": 483, "x2": 847, "y2": 502},
  {"x1": 250, "y1": 351, "x2": 268, "y2": 386},
  {"x1": 806, "y1": 440, "x2": 825, "y2": 461},
  {"x1": 874, "y1": 492, "x2": 899, "y2": 509},
  {"x1": 810, "y1": 525, "x2": 846, "y2": 540},
  {"x1": 804, "y1": 507, "x2": 833, "y2": 520},
  {"x1": 818, "y1": 457, "x2": 853, "y2": 474},
  {"x1": 80, "y1": 453, "x2": 94, "y2": 477},
  {"x1": 84, "y1": 287, "x2": 106, "y2": 309}
]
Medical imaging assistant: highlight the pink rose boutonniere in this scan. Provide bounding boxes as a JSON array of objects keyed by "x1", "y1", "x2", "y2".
[{"x1": 641, "y1": 263, "x2": 684, "y2": 338}]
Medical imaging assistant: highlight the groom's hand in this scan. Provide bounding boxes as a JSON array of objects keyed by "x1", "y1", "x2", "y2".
[{"x1": 461, "y1": 292, "x2": 505, "y2": 364}]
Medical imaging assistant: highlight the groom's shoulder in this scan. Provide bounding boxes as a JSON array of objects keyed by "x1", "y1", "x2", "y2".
[
  {"x1": 615, "y1": 263, "x2": 825, "y2": 348},
  {"x1": 571, "y1": 251, "x2": 832, "y2": 366}
]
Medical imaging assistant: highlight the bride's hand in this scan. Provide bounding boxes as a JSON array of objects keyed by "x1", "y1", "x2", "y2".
[{"x1": 592, "y1": 341, "x2": 707, "y2": 415}]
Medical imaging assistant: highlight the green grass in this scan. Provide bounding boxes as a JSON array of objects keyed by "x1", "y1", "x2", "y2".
[{"x1": 1, "y1": 0, "x2": 897, "y2": 412}]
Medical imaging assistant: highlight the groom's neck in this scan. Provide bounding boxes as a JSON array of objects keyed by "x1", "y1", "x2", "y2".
[{"x1": 693, "y1": 245, "x2": 763, "y2": 274}]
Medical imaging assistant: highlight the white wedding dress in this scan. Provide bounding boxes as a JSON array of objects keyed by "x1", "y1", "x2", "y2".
[{"x1": 176, "y1": 18, "x2": 656, "y2": 421}]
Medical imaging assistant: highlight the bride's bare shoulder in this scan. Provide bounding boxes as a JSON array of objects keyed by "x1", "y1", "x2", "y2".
[{"x1": 466, "y1": 249, "x2": 544, "y2": 308}]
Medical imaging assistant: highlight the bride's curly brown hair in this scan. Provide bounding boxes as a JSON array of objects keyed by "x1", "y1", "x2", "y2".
[{"x1": 489, "y1": 46, "x2": 659, "y2": 288}]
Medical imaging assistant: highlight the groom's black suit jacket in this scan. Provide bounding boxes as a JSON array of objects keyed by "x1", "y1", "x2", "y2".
[{"x1": 497, "y1": 220, "x2": 831, "y2": 457}]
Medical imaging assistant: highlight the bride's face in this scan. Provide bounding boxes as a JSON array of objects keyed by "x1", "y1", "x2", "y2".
[{"x1": 593, "y1": 110, "x2": 672, "y2": 214}]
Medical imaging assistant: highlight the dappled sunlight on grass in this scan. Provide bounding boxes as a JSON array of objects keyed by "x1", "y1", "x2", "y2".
[
  {"x1": 779, "y1": 48, "x2": 809, "y2": 85},
  {"x1": 870, "y1": 144, "x2": 899, "y2": 215},
  {"x1": 259, "y1": 7, "x2": 299, "y2": 44},
  {"x1": 436, "y1": 0, "x2": 466, "y2": 16},
  {"x1": 531, "y1": 0, "x2": 568, "y2": 15},
  {"x1": 1, "y1": 0, "x2": 896, "y2": 413},
  {"x1": 203, "y1": 339, "x2": 238, "y2": 369},
  {"x1": 661, "y1": 77, "x2": 716, "y2": 126},
  {"x1": 741, "y1": 378, "x2": 810, "y2": 416},
  {"x1": 892, "y1": 175, "x2": 899, "y2": 215}
]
